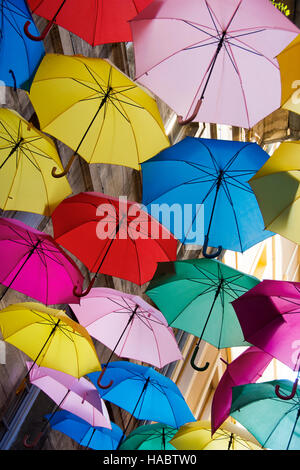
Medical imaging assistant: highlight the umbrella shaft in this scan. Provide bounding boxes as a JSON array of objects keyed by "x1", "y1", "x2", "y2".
[
  {"x1": 29, "y1": 320, "x2": 61, "y2": 373},
  {"x1": 0, "y1": 138, "x2": 23, "y2": 170},
  {"x1": 0, "y1": 239, "x2": 41, "y2": 301},
  {"x1": 106, "y1": 304, "x2": 138, "y2": 365},
  {"x1": 197, "y1": 280, "x2": 223, "y2": 345},
  {"x1": 200, "y1": 32, "x2": 226, "y2": 100},
  {"x1": 74, "y1": 87, "x2": 112, "y2": 155},
  {"x1": 117, "y1": 377, "x2": 150, "y2": 449}
]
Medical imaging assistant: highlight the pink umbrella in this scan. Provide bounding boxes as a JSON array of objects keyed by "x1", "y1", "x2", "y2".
[
  {"x1": 24, "y1": 362, "x2": 111, "y2": 448},
  {"x1": 0, "y1": 217, "x2": 84, "y2": 305},
  {"x1": 69, "y1": 287, "x2": 182, "y2": 388},
  {"x1": 130, "y1": 0, "x2": 300, "y2": 128},
  {"x1": 211, "y1": 346, "x2": 272, "y2": 435},
  {"x1": 232, "y1": 280, "x2": 300, "y2": 400}
]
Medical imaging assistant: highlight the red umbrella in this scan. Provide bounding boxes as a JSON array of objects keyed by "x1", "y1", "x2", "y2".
[
  {"x1": 51, "y1": 192, "x2": 178, "y2": 294},
  {"x1": 24, "y1": 0, "x2": 153, "y2": 45}
]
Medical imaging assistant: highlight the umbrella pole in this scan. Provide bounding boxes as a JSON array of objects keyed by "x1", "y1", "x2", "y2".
[
  {"x1": 23, "y1": 387, "x2": 70, "y2": 448},
  {"x1": 16, "y1": 319, "x2": 61, "y2": 395},
  {"x1": 97, "y1": 305, "x2": 139, "y2": 389},
  {"x1": 287, "y1": 409, "x2": 300, "y2": 450},
  {"x1": 116, "y1": 377, "x2": 151, "y2": 450},
  {"x1": 83, "y1": 428, "x2": 96, "y2": 450},
  {"x1": 190, "y1": 279, "x2": 223, "y2": 371},
  {"x1": 73, "y1": 219, "x2": 121, "y2": 298},
  {"x1": 178, "y1": 31, "x2": 226, "y2": 125},
  {"x1": 0, "y1": 239, "x2": 41, "y2": 302},
  {"x1": 52, "y1": 87, "x2": 113, "y2": 178},
  {"x1": 202, "y1": 170, "x2": 224, "y2": 259}
]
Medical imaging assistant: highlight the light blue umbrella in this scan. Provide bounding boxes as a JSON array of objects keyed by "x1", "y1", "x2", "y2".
[
  {"x1": 0, "y1": 0, "x2": 45, "y2": 90},
  {"x1": 141, "y1": 137, "x2": 274, "y2": 257},
  {"x1": 45, "y1": 410, "x2": 124, "y2": 450},
  {"x1": 89, "y1": 361, "x2": 195, "y2": 447}
]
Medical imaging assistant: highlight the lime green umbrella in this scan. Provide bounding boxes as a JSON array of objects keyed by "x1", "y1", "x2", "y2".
[
  {"x1": 119, "y1": 423, "x2": 177, "y2": 451},
  {"x1": 230, "y1": 380, "x2": 300, "y2": 451},
  {"x1": 146, "y1": 259, "x2": 259, "y2": 371}
]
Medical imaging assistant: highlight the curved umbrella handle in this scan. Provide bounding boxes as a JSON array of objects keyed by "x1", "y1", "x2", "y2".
[
  {"x1": 202, "y1": 235, "x2": 222, "y2": 259},
  {"x1": 24, "y1": 20, "x2": 53, "y2": 42},
  {"x1": 275, "y1": 379, "x2": 298, "y2": 400},
  {"x1": 9, "y1": 70, "x2": 17, "y2": 92},
  {"x1": 23, "y1": 431, "x2": 43, "y2": 448},
  {"x1": 52, "y1": 153, "x2": 77, "y2": 178},
  {"x1": 97, "y1": 367, "x2": 114, "y2": 389},
  {"x1": 190, "y1": 344, "x2": 210, "y2": 372},
  {"x1": 73, "y1": 276, "x2": 96, "y2": 298},
  {"x1": 177, "y1": 99, "x2": 202, "y2": 125}
]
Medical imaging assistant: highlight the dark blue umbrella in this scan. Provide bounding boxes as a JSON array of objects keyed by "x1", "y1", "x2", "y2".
[
  {"x1": 89, "y1": 361, "x2": 195, "y2": 447},
  {"x1": 45, "y1": 410, "x2": 124, "y2": 450},
  {"x1": 141, "y1": 137, "x2": 274, "y2": 258},
  {"x1": 0, "y1": 0, "x2": 44, "y2": 90}
]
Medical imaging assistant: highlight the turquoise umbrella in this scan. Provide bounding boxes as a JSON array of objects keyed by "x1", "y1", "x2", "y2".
[
  {"x1": 230, "y1": 380, "x2": 300, "y2": 450},
  {"x1": 146, "y1": 258, "x2": 259, "y2": 371},
  {"x1": 119, "y1": 423, "x2": 177, "y2": 451}
]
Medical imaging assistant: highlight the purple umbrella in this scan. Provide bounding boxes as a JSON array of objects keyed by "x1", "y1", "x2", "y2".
[
  {"x1": 232, "y1": 280, "x2": 300, "y2": 400},
  {"x1": 0, "y1": 217, "x2": 84, "y2": 305},
  {"x1": 69, "y1": 287, "x2": 182, "y2": 388},
  {"x1": 211, "y1": 346, "x2": 272, "y2": 435},
  {"x1": 24, "y1": 362, "x2": 111, "y2": 448}
]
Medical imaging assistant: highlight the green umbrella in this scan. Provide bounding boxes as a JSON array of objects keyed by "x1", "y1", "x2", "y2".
[
  {"x1": 146, "y1": 259, "x2": 259, "y2": 371},
  {"x1": 230, "y1": 380, "x2": 300, "y2": 451},
  {"x1": 119, "y1": 423, "x2": 177, "y2": 451}
]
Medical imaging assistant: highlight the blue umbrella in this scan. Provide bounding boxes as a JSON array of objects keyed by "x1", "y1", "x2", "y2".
[
  {"x1": 45, "y1": 410, "x2": 124, "y2": 450},
  {"x1": 89, "y1": 361, "x2": 195, "y2": 446},
  {"x1": 0, "y1": 0, "x2": 45, "y2": 90},
  {"x1": 141, "y1": 137, "x2": 274, "y2": 258}
]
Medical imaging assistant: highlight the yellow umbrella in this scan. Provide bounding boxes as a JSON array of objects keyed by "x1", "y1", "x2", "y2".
[
  {"x1": 28, "y1": 54, "x2": 170, "y2": 177},
  {"x1": 170, "y1": 420, "x2": 262, "y2": 450},
  {"x1": 0, "y1": 108, "x2": 71, "y2": 215},
  {"x1": 277, "y1": 34, "x2": 300, "y2": 115},
  {"x1": 249, "y1": 141, "x2": 300, "y2": 245},
  {"x1": 0, "y1": 303, "x2": 101, "y2": 381}
]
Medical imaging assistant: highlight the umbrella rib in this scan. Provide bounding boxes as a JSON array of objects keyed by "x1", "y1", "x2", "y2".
[{"x1": 204, "y1": 0, "x2": 222, "y2": 38}]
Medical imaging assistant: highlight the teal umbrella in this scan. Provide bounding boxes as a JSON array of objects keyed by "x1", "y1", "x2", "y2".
[
  {"x1": 119, "y1": 423, "x2": 177, "y2": 451},
  {"x1": 230, "y1": 380, "x2": 300, "y2": 450},
  {"x1": 146, "y1": 258, "x2": 259, "y2": 371}
]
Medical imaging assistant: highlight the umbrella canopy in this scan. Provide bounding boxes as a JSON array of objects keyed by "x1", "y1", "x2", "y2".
[
  {"x1": 146, "y1": 259, "x2": 259, "y2": 370},
  {"x1": 0, "y1": 217, "x2": 84, "y2": 305},
  {"x1": 249, "y1": 141, "x2": 300, "y2": 245},
  {"x1": 52, "y1": 192, "x2": 178, "y2": 290},
  {"x1": 25, "y1": 0, "x2": 153, "y2": 45},
  {"x1": 170, "y1": 420, "x2": 262, "y2": 450},
  {"x1": 232, "y1": 280, "x2": 300, "y2": 372},
  {"x1": 141, "y1": 137, "x2": 273, "y2": 256},
  {"x1": 277, "y1": 34, "x2": 300, "y2": 115},
  {"x1": 0, "y1": 108, "x2": 71, "y2": 215},
  {"x1": 119, "y1": 423, "x2": 177, "y2": 450},
  {"x1": 230, "y1": 380, "x2": 300, "y2": 450},
  {"x1": 130, "y1": 0, "x2": 299, "y2": 128},
  {"x1": 28, "y1": 54, "x2": 170, "y2": 177},
  {"x1": 89, "y1": 362, "x2": 195, "y2": 434},
  {"x1": 44, "y1": 410, "x2": 124, "y2": 450},
  {"x1": 0, "y1": 0, "x2": 44, "y2": 90},
  {"x1": 69, "y1": 287, "x2": 182, "y2": 377},
  {"x1": 232, "y1": 279, "x2": 300, "y2": 399},
  {"x1": 0, "y1": 303, "x2": 101, "y2": 378},
  {"x1": 211, "y1": 346, "x2": 273, "y2": 434},
  {"x1": 27, "y1": 362, "x2": 111, "y2": 428}
]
